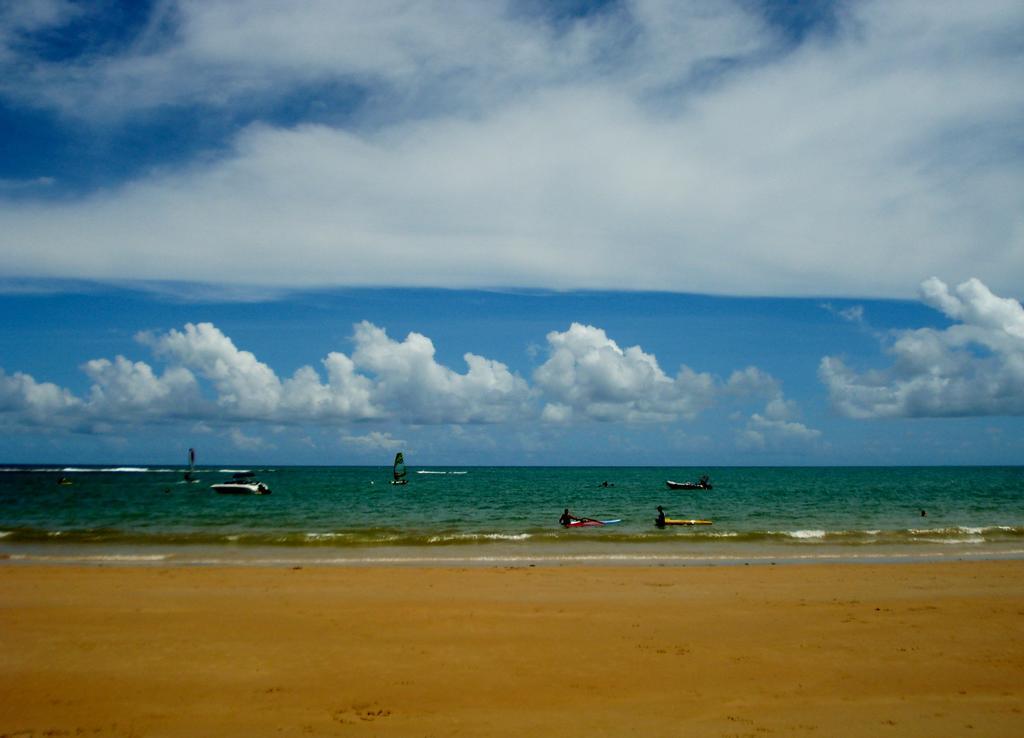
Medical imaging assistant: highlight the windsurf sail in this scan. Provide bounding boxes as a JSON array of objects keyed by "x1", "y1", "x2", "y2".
[
  {"x1": 393, "y1": 452, "x2": 407, "y2": 483},
  {"x1": 184, "y1": 448, "x2": 196, "y2": 482}
]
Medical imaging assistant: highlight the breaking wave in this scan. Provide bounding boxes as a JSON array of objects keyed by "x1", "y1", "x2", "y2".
[{"x1": 2, "y1": 525, "x2": 1022, "y2": 549}]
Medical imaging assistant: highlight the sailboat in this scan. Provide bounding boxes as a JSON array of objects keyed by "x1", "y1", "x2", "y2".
[
  {"x1": 183, "y1": 447, "x2": 198, "y2": 483},
  {"x1": 391, "y1": 452, "x2": 408, "y2": 486}
]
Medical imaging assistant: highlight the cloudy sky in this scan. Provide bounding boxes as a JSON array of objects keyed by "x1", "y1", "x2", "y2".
[{"x1": 1, "y1": 1, "x2": 1021, "y2": 465}]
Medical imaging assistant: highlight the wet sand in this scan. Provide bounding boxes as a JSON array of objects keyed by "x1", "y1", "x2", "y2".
[{"x1": 1, "y1": 560, "x2": 1022, "y2": 737}]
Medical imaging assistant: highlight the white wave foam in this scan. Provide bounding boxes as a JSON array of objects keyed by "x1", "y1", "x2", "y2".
[
  {"x1": 303, "y1": 532, "x2": 359, "y2": 541},
  {"x1": 426, "y1": 533, "x2": 532, "y2": 543},
  {"x1": 915, "y1": 536, "x2": 985, "y2": 545},
  {"x1": 2, "y1": 466, "x2": 172, "y2": 473},
  {"x1": 8, "y1": 548, "x2": 1023, "y2": 568},
  {"x1": 70, "y1": 467, "x2": 154, "y2": 473},
  {"x1": 7, "y1": 554, "x2": 169, "y2": 562},
  {"x1": 172, "y1": 549, "x2": 1024, "y2": 566},
  {"x1": 909, "y1": 527, "x2": 993, "y2": 537},
  {"x1": 787, "y1": 530, "x2": 826, "y2": 539}
]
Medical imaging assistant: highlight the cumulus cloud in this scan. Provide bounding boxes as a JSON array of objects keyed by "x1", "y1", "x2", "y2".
[
  {"x1": 534, "y1": 323, "x2": 716, "y2": 422},
  {"x1": 820, "y1": 278, "x2": 1024, "y2": 418},
  {"x1": 140, "y1": 322, "x2": 284, "y2": 417},
  {"x1": 0, "y1": 318, "x2": 807, "y2": 454},
  {"x1": 737, "y1": 405, "x2": 822, "y2": 451},
  {"x1": 341, "y1": 431, "x2": 405, "y2": 452},
  {"x1": 920, "y1": 277, "x2": 1024, "y2": 340},
  {"x1": 0, "y1": 2, "x2": 1020, "y2": 297},
  {"x1": 82, "y1": 356, "x2": 201, "y2": 420},
  {"x1": 281, "y1": 353, "x2": 379, "y2": 421},
  {"x1": 727, "y1": 368, "x2": 821, "y2": 449},
  {"x1": 0, "y1": 321, "x2": 533, "y2": 433},
  {"x1": 532, "y1": 324, "x2": 818, "y2": 452},
  {"x1": 0, "y1": 368, "x2": 81, "y2": 429},
  {"x1": 351, "y1": 321, "x2": 533, "y2": 423},
  {"x1": 725, "y1": 366, "x2": 781, "y2": 399}
]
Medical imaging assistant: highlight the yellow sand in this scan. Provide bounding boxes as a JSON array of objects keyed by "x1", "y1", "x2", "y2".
[{"x1": 1, "y1": 561, "x2": 1022, "y2": 737}]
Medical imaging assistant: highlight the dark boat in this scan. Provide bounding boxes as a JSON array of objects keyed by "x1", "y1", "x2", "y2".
[{"x1": 666, "y1": 475, "x2": 712, "y2": 490}]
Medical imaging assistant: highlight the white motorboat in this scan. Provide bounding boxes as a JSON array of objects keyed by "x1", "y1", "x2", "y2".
[{"x1": 212, "y1": 471, "x2": 271, "y2": 495}]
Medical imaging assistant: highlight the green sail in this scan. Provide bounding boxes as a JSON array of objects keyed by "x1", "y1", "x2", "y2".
[{"x1": 393, "y1": 452, "x2": 407, "y2": 481}]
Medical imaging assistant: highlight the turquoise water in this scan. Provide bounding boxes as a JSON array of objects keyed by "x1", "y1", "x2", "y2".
[{"x1": 2, "y1": 465, "x2": 1022, "y2": 565}]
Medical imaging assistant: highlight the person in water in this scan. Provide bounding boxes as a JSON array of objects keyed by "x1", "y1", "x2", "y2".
[
  {"x1": 560, "y1": 508, "x2": 577, "y2": 527},
  {"x1": 655, "y1": 505, "x2": 666, "y2": 527}
]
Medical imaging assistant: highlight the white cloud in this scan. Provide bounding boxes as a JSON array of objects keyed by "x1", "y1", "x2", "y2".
[
  {"x1": 532, "y1": 323, "x2": 820, "y2": 452},
  {"x1": 540, "y1": 402, "x2": 573, "y2": 424},
  {"x1": 0, "y1": 368, "x2": 81, "y2": 428},
  {"x1": 228, "y1": 426, "x2": 269, "y2": 450},
  {"x1": 821, "y1": 303, "x2": 866, "y2": 327},
  {"x1": 737, "y1": 412, "x2": 821, "y2": 451},
  {"x1": 728, "y1": 367, "x2": 821, "y2": 449},
  {"x1": 0, "y1": 317, "x2": 804, "y2": 442},
  {"x1": 341, "y1": 431, "x2": 404, "y2": 452},
  {"x1": 725, "y1": 366, "x2": 780, "y2": 399},
  {"x1": 281, "y1": 354, "x2": 379, "y2": 421},
  {"x1": 820, "y1": 278, "x2": 1024, "y2": 418},
  {"x1": 0, "y1": 320, "x2": 533, "y2": 431},
  {"x1": 82, "y1": 356, "x2": 201, "y2": 420},
  {"x1": 534, "y1": 323, "x2": 716, "y2": 422},
  {"x1": 920, "y1": 277, "x2": 1024, "y2": 339},
  {"x1": 1, "y1": 1, "x2": 767, "y2": 118},
  {"x1": 0, "y1": 2, "x2": 1020, "y2": 297},
  {"x1": 140, "y1": 322, "x2": 283, "y2": 417},
  {"x1": 351, "y1": 321, "x2": 532, "y2": 424}
]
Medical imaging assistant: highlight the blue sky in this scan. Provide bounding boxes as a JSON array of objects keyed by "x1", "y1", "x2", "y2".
[{"x1": 0, "y1": 1, "x2": 1022, "y2": 465}]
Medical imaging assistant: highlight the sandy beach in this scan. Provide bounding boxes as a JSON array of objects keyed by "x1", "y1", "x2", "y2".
[{"x1": 1, "y1": 560, "x2": 1022, "y2": 737}]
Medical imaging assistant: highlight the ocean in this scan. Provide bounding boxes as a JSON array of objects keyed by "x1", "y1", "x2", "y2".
[{"x1": 2, "y1": 465, "x2": 1022, "y2": 567}]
